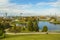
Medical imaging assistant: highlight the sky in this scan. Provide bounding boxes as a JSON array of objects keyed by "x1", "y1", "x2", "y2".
[{"x1": 0, "y1": 0, "x2": 60, "y2": 16}]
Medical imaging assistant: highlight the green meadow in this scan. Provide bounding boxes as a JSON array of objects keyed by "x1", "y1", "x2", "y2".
[{"x1": 2, "y1": 34, "x2": 60, "y2": 40}]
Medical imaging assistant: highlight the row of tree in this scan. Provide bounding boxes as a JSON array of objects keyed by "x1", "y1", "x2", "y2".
[
  {"x1": 27, "y1": 20, "x2": 39, "y2": 32},
  {"x1": 27, "y1": 20, "x2": 48, "y2": 32},
  {"x1": 8, "y1": 20, "x2": 39, "y2": 33},
  {"x1": 8, "y1": 20, "x2": 48, "y2": 33}
]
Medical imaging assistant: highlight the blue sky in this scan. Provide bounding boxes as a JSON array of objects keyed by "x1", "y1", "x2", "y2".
[
  {"x1": 10, "y1": 0, "x2": 57, "y2": 4},
  {"x1": 0, "y1": 0, "x2": 60, "y2": 16}
]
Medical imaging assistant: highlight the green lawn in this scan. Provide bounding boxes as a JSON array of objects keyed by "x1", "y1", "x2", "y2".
[{"x1": 2, "y1": 34, "x2": 60, "y2": 40}]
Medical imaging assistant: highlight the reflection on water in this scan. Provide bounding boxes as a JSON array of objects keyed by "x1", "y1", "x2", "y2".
[{"x1": 38, "y1": 21, "x2": 60, "y2": 32}]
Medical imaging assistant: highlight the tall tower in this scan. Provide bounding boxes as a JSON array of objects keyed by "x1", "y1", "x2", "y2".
[{"x1": 5, "y1": 13, "x2": 7, "y2": 18}]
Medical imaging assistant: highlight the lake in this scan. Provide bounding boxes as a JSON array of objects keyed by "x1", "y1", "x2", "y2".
[{"x1": 38, "y1": 21, "x2": 60, "y2": 32}]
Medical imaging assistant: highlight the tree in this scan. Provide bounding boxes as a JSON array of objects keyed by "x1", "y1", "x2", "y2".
[
  {"x1": 0, "y1": 22, "x2": 11, "y2": 38},
  {"x1": 13, "y1": 26, "x2": 21, "y2": 33},
  {"x1": 9, "y1": 24, "x2": 21, "y2": 33},
  {"x1": 0, "y1": 29, "x2": 4, "y2": 39},
  {"x1": 27, "y1": 21, "x2": 34, "y2": 31},
  {"x1": 33, "y1": 21, "x2": 39, "y2": 32},
  {"x1": 42, "y1": 26, "x2": 48, "y2": 32},
  {"x1": 0, "y1": 25, "x2": 5, "y2": 38}
]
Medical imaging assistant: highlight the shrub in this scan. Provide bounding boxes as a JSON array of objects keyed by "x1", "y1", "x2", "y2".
[
  {"x1": 42, "y1": 26, "x2": 48, "y2": 32},
  {"x1": 0, "y1": 30, "x2": 5, "y2": 39}
]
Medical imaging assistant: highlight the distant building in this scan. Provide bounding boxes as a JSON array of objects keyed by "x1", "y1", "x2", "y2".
[{"x1": 56, "y1": 17, "x2": 60, "y2": 21}]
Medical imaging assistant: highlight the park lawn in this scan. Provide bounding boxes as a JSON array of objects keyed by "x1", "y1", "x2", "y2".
[{"x1": 2, "y1": 34, "x2": 60, "y2": 40}]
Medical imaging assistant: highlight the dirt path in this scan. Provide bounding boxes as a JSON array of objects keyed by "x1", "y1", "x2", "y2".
[{"x1": 6, "y1": 32, "x2": 60, "y2": 35}]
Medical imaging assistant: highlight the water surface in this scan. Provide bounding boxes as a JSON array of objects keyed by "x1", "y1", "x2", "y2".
[{"x1": 38, "y1": 21, "x2": 60, "y2": 32}]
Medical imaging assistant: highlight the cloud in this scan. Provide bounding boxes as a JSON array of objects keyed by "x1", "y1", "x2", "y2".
[
  {"x1": 0, "y1": 0, "x2": 9, "y2": 5},
  {"x1": 34, "y1": 0, "x2": 60, "y2": 15},
  {"x1": 0, "y1": 0, "x2": 60, "y2": 16},
  {"x1": 0, "y1": 0, "x2": 33, "y2": 16},
  {"x1": 0, "y1": 0, "x2": 8, "y2": 3},
  {"x1": 36, "y1": 0, "x2": 60, "y2": 8}
]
